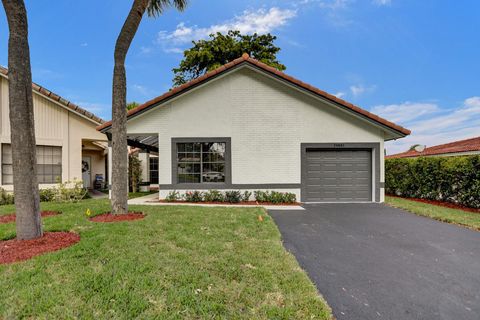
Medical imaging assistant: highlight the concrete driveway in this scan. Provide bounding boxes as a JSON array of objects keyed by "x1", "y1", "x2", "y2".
[{"x1": 269, "y1": 203, "x2": 480, "y2": 320}]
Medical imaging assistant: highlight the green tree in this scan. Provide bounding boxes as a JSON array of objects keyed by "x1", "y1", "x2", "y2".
[
  {"x1": 2, "y1": 0, "x2": 42, "y2": 239},
  {"x1": 111, "y1": 0, "x2": 188, "y2": 214},
  {"x1": 127, "y1": 101, "x2": 139, "y2": 111},
  {"x1": 173, "y1": 30, "x2": 286, "y2": 86}
]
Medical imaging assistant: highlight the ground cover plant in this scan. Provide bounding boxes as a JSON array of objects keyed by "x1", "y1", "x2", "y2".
[
  {"x1": 0, "y1": 199, "x2": 331, "y2": 319},
  {"x1": 165, "y1": 190, "x2": 297, "y2": 204}
]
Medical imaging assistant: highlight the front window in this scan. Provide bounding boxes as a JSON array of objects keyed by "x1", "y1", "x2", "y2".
[
  {"x1": 177, "y1": 142, "x2": 226, "y2": 183},
  {"x1": 150, "y1": 157, "x2": 159, "y2": 184},
  {"x1": 2, "y1": 144, "x2": 62, "y2": 184}
]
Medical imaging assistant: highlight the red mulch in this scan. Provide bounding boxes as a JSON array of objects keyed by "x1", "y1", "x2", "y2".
[
  {"x1": 89, "y1": 212, "x2": 145, "y2": 223},
  {"x1": 388, "y1": 195, "x2": 480, "y2": 214},
  {"x1": 0, "y1": 211, "x2": 61, "y2": 224},
  {"x1": 156, "y1": 200, "x2": 301, "y2": 206},
  {"x1": 0, "y1": 232, "x2": 80, "y2": 265}
]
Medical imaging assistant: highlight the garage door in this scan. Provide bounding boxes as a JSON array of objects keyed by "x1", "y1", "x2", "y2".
[{"x1": 304, "y1": 150, "x2": 372, "y2": 202}]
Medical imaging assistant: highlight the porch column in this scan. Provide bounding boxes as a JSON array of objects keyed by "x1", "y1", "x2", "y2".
[{"x1": 138, "y1": 150, "x2": 150, "y2": 183}]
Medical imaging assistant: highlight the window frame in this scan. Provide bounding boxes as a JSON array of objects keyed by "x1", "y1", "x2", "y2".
[
  {"x1": 1, "y1": 143, "x2": 62, "y2": 185},
  {"x1": 171, "y1": 138, "x2": 232, "y2": 187}
]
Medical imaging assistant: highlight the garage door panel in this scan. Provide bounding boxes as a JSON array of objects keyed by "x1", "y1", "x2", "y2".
[{"x1": 304, "y1": 150, "x2": 372, "y2": 202}]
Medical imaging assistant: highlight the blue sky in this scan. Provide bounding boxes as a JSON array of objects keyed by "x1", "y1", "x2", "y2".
[{"x1": 1, "y1": 0, "x2": 479, "y2": 154}]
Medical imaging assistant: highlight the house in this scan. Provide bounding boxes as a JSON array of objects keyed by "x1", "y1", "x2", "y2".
[
  {"x1": 386, "y1": 136, "x2": 480, "y2": 159},
  {"x1": 0, "y1": 66, "x2": 108, "y2": 190},
  {"x1": 98, "y1": 54, "x2": 410, "y2": 203}
]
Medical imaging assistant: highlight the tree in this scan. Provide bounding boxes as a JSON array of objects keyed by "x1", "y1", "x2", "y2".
[
  {"x1": 2, "y1": 0, "x2": 42, "y2": 239},
  {"x1": 111, "y1": 0, "x2": 188, "y2": 214},
  {"x1": 126, "y1": 101, "x2": 139, "y2": 111},
  {"x1": 173, "y1": 30, "x2": 286, "y2": 86}
]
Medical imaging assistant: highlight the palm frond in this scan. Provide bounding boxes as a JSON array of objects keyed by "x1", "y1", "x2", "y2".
[{"x1": 147, "y1": 0, "x2": 188, "y2": 17}]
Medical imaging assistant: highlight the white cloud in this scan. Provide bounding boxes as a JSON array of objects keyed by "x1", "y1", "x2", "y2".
[
  {"x1": 370, "y1": 102, "x2": 439, "y2": 123},
  {"x1": 74, "y1": 101, "x2": 109, "y2": 118},
  {"x1": 157, "y1": 7, "x2": 296, "y2": 52},
  {"x1": 373, "y1": 0, "x2": 392, "y2": 5},
  {"x1": 334, "y1": 91, "x2": 346, "y2": 99},
  {"x1": 131, "y1": 84, "x2": 151, "y2": 96},
  {"x1": 80, "y1": 42, "x2": 88, "y2": 47},
  {"x1": 350, "y1": 84, "x2": 376, "y2": 97},
  {"x1": 296, "y1": 0, "x2": 350, "y2": 9},
  {"x1": 374, "y1": 97, "x2": 480, "y2": 154},
  {"x1": 140, "y1": 46, "x2": 152, "y2": 54}
]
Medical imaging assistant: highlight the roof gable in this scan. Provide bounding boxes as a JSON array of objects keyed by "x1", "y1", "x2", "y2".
[
  {"x1": 97, "y1": 53, "x2": 410, "y2": 137},
  {"x1": 0, "y1": 65, "x2": 104, "y2": 125}
]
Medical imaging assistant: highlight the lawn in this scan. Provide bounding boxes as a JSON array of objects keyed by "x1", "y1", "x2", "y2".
[
  {"x1": 0, "y1": 199, "x2": 331, "y2": 319},
  {"x1": 386, "y1": 196, "x2": 480, "y2": 230}
]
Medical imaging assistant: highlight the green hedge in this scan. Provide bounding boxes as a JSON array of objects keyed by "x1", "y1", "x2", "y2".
[{"x1": 385, "y1": 155, "x2": 480, "y2": 208}]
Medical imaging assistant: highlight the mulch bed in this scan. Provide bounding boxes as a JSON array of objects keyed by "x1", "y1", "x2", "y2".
[
  {"x1": 0, "y1": 232, "x2": 80, "y2": 265},
  {"x1": 387, "y1": 195, "x2": 480, "y2": 214},
  {"x1": 0, "y1": 211, "x2": 61, "y2": 224},
  {"x1": 155, "y1": 200, "x2": 301, "y2": 206},
  {"x1": 89, "y1": 212, "x2": 145, "y2": 223}
]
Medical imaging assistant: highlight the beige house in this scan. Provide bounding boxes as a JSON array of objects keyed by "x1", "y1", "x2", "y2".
[
  {"x1": 99, "y1": 54, "x2": 410, "y2": 203},
  {"x1": 0, "y1": 66, "x2": 108, "y2": 190}
]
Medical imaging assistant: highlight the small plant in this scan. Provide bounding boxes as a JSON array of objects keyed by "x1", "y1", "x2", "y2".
[
  {"x1": 225, "y1": 190, "x2": 241, "y2": 203},
  {"x1": 269, "y1": 191, "x2": 284, "y2": 204},
  {"x1": 184, "y1": 191, "x2": 203, "y2": 202},
  {"x1": 39, "y1": 188, "x2": 56, "y2": 202},
  {"x1": 0, "y1": 188, "x2": 14, "y2": 205},
  {"x1": 53, "y1": 179, "x2": 88, "y2": 203},
  {"x1": 204, "y1": 190, "x2": 225, "y2": 202},
  {"x1": 283, "y1": 192, "x2": 297, "y2": 204},
  {"x1": 165, "y1": 190, "x2": 181, "y2": 202},
  {"x1": 242, "y1": 191, "x2": 252, "y2": 202},
  {"x1": 254, "y1": 190, "x2": 269, "y2": 202}
]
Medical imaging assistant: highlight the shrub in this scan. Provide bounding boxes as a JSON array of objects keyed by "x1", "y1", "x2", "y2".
[
  {"x1": 0, "y1": 188, "x2": 14, "y2": 205},
  {"x1": 253, "y1": 190, "x2": 296, "y2": 204},
  {"x1": 254, "y1": 190, "x2": 269, "y2": 202},
  {"x1": 184, "y1": 191, "x2": 203, "y2": 202},
  {"x1": 225, "y1": 190, "x2": 241, "y2": 203},
  {"x1": 165, "y1": 190, "x2": 181, "y2": 202},
  {"x1": 203, "y1": 190, "x2": 225, "y2": 202},
  {"x1": 53, "y1": 179, "x2": 88, "y2": 203},
  {"x1": 385, "y1": 155, "x2": 480, "y2": 208},
  {"x1": 242, "y1": 191, "x2": 252, "y2": 202},
  {"x1": 39, "y1": 188, "x2": 56, "y2": 202}
]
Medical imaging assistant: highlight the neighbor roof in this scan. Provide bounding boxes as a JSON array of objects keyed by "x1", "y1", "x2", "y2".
[
  {"x1": 97, "y1": 53, "x2": 410, "y2": 136},
  {"x1": 0, "y1": 65, "x2": 104, "y2": 125},
  {"x1": 386, "y1": 136, "x2": 480, "y2": 159}
]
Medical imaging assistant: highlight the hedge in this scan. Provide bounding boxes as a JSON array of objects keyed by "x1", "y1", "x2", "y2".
[{"x1": 385, "y1": 155, "x2": 480, "y2": 208}]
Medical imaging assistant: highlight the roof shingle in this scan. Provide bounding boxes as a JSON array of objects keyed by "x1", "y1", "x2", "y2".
[{"x1": 386, "y1": 136, "x2": 480, "y2": 159}]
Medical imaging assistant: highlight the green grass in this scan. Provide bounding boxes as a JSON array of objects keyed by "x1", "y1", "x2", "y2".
[
  {"x1": 386, "y1": 196, "x2": 480, "y2": 231},
  {"x1": 0, "y1": 200, "x2": 331, "y2": 319}
]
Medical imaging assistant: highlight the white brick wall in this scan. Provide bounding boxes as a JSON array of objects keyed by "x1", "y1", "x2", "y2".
[{"x1": 126, "y1": 66, "x2": 389, "y2": 200}]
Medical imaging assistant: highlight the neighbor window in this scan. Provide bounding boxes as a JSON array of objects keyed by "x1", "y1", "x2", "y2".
[
  {"x1": 176, "y1": 142, "x2": 227, "y2": 184},
  {"x1": 1, "y1": 144, "x2": 62, "y2": 184}
]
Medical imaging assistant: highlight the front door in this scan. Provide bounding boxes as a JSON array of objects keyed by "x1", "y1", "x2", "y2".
[{"x1": 82, "y1": 156, "x2": 91, "y2": 188}]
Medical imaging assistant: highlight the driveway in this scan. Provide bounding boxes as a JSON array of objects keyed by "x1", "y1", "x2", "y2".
[{"x1": 269, "y1": 203, "x2": 480, "y2": 320}]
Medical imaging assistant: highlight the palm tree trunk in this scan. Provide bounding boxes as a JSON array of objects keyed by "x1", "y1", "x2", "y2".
[
  {"x1": 111, "y1": 0, "x2": 148, "y2": 214},
  {"x1": 2, "y1": 0, "x2": 42, "y2": 239}
]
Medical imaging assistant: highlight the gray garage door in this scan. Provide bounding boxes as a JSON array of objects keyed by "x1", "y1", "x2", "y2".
[{"x1": 304, "y1": 150, "x2": 372, "y2": 202}]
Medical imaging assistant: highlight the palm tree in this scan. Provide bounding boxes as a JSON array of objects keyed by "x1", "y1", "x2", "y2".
[
  {"x1": 111, "y1": 0, "x2": 188, "y2": 214},
  {"x1": 2, "y1": 0, "x2": 42, "y2": 239}
]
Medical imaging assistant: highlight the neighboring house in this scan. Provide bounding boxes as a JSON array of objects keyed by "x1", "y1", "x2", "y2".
[
  {"x1": 0, "y1": 66, "x2": 108, "y2": 190},
  {"x1": 386, "y1": 136, "x2": 480, "y2": 159},
  {"x1": 98, "y1": 54, "x2": 410, "y2": 203}
]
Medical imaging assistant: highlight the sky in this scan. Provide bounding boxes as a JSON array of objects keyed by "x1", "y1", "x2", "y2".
[{"x1": 0, "y1": 0, "x2": 479, "y2": 154}]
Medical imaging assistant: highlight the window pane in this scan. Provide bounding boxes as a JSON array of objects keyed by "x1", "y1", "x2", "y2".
[
  {"x1": 2, "y1": 164, "x2": 13, "y2": 175},
  {"x1": 2, "y1": 144, "x2": 12, "y2": 164},
  {"x1": 3, "y1": 174, "x2": 13, "y2": 184},
  {"x1": 202, "y1": 163, "x2": 225, "y2": 183}
]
